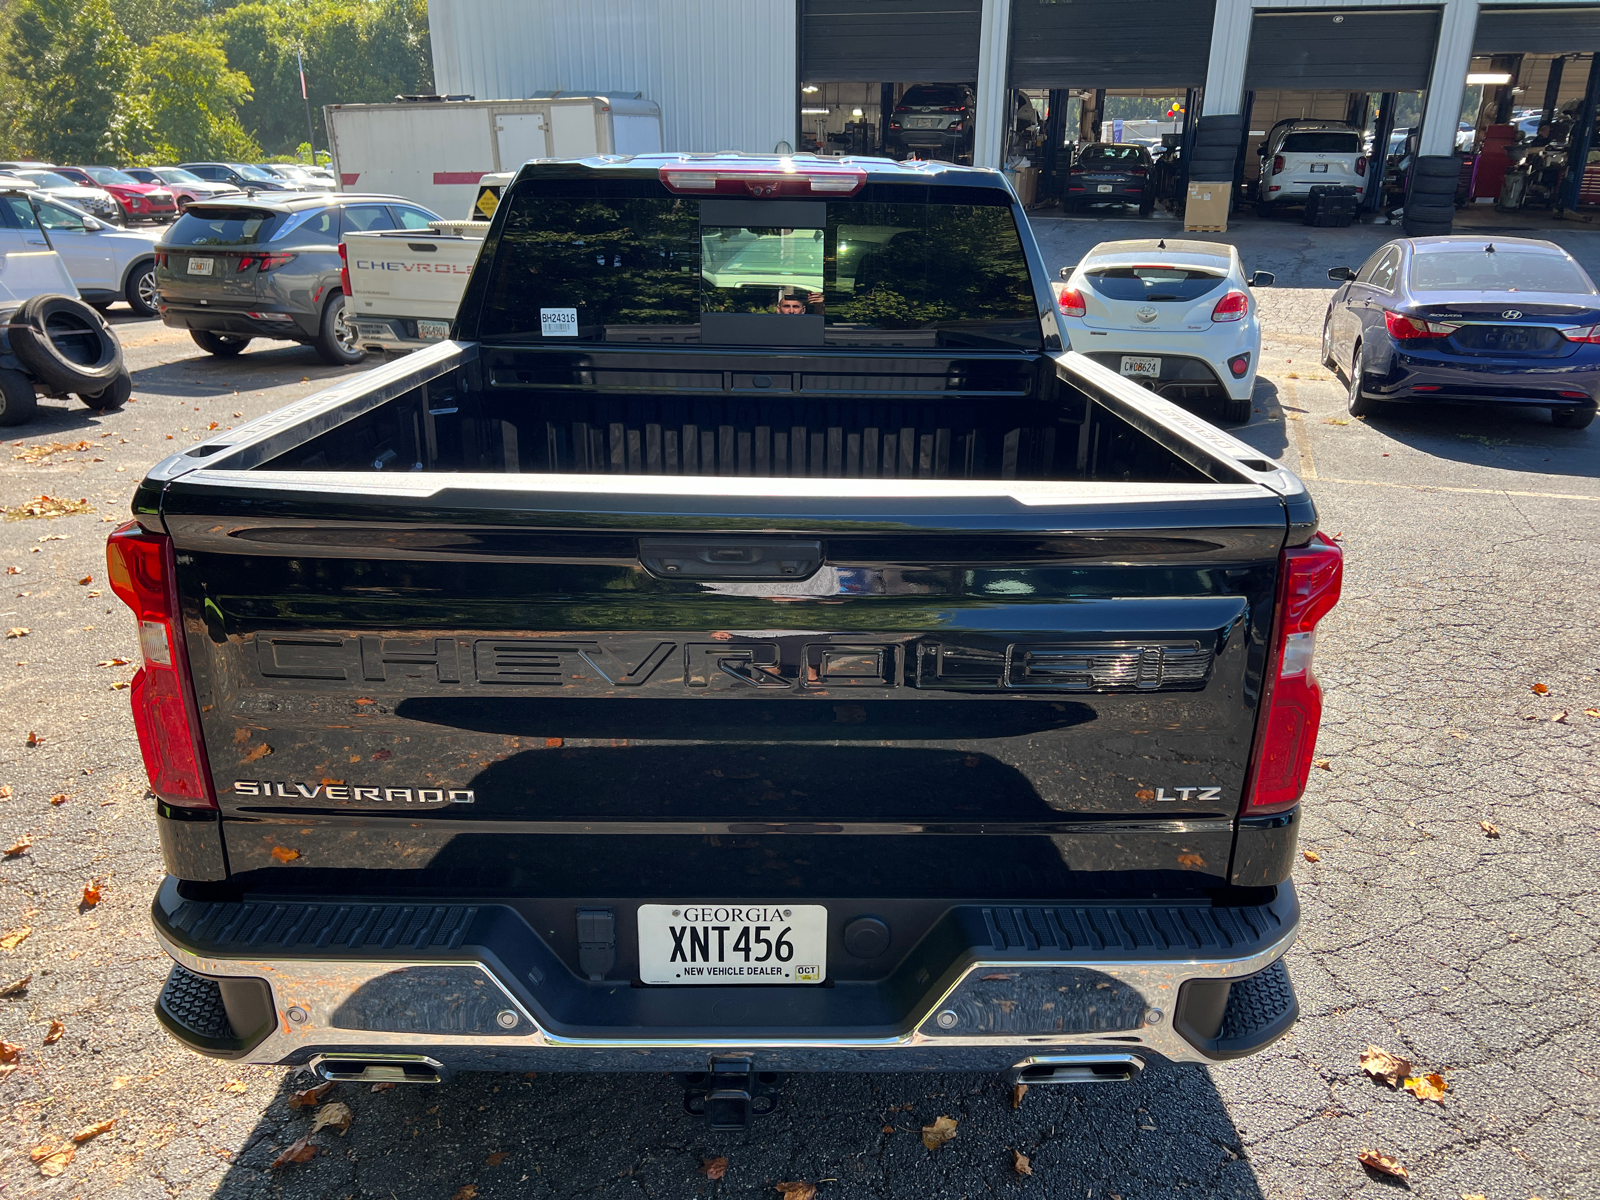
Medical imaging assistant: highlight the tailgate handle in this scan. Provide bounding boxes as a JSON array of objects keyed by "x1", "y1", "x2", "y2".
[{"x1": 639, "y1": 538, "x2": 823, "y2": 580}]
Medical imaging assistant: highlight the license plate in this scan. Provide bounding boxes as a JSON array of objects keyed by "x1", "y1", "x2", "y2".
[
  {"x1": 638, "y1": 903, "x2": 827, "y2": 985},
  {"x1": 1097, "y1": 184, "x2": 1113, "y2": 193},
  {"x1": 417, "y1": 319, "x2": 451, "y2": 341},
  {"x1": 1120, "y1": 355, "x2": 1161, "y2": 378},
  {"x1": 1310, "y1": 163, "x2": 1329, "y2": 173},
  {"x1": 909, "y1": 117, "x2": 940, "y2": 129},
  {"x1": 187, "y1": 257, "x2": 214, "y2": 276}
]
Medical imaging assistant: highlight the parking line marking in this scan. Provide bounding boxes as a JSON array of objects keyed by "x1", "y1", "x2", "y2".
[{"x1": 1318, "y1": 477, "x2": 1600, "y2": 502}]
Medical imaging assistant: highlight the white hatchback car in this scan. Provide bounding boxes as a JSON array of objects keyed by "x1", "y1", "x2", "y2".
[
  {"x1": 1254, "y1": 119, "x2": 1366, "y2": 211},
  {"x1": 1054, "y1": 238, "x2": 1273, "y2": 425}
]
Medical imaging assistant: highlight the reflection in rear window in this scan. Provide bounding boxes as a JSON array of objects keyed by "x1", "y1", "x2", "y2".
[
  {"x1": 1085, "y1": 266, "x2": 1225, "y2": 302},
  {"x1": 1079, "y1": 146, "x2": 1148, "y2": 164},
  {"x1": 1409, "y1": 251, "x2": 1594, "y2": 293},
  {"x1": 899, "y1": 85, "x2": 967, "y2": 107},
  {"x1": 1280, "y1": 133, "x2": 1360, "y2": 154},
  {"x1": 165, "y1": 209, "x2": 281, "y2": 246}
]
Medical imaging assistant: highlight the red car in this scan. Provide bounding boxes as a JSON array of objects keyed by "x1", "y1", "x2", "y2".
[{"x1": 55, "y1": 166, "x2": 177, "y2": 224}]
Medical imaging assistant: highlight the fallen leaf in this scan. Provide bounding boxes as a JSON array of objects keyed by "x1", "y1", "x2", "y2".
[
  {"x1": 1357, "y1": 1149, "x2": 1409, "y2": 1180},
  {"x1": 1324, "y1": 417, "x2": 1350, "y2": 425},
  {"x1": 31, "y1": 1141, "x2": 74, "y2": 1176},
  {"x1": 223, "y1": 1079, "x2": 248, "y2": 1094},
  {"x1": 49, "y1": 793, "x2": 67, "y2": 806},
  {"x1": 70, "y1": 1118, "x2": 114, "y2": 1143},
  {"x1": 270, "y1": 1135, "x2": 317, "y2": 1167},
  {"x1": 486, "y1": 1150, "x2": 507, "y2": 1166},
  {"x1": 5, "y1": 627, "x2": 28, "y2": 638},
  {"x1": 1480, "y1": 820, "x2": 1501, "y2": 839},
  {"x1": 4, "y1": 836, "x2": 32, "y2": 856},
  {"x1": 242, "y1": 743, "x2": 272, "y2": 763},
  {"x1": 0, "y1": 974, "x2": 30, "y2": 997},
  {"x1": 1302, "y1": 849, "x2": 1320, "y2": 862},
  {"x1": 370, "y1": 1081, "x2": 397, "y2": 1092},
  {"x1": 0, "y1": 1040, "x2": 19, "y2": 1062},
  {"x1": 1530, "y1": 682, "x2": 1549, "y2": 695},
  {"x1": 1012, "y1": 1082, "x2": 1028, "y2": 1108},
  {"x1": 1013, "y1": 1149, "x2": 1032, "y2": 1176},
  {"x1": 287, "y1": 1080, "x2": 335, "y2": 1109},
  {"x1": 25, "y1": 731, "x2": 42, "y2": 747},
  {"x1": 77, "y1": 575, "x2": 91, "y2": 586},
  {"x1": 43, "y1": 1020, "x2": 63, "y2": 1044},
  {"x1": 271, "y1": 846, "x2": 300, "y2": 863},
  {"x1": 1134, "y1": 788, "x2": 1156, "y2": 801},
  {"x1": 81, "y1": 881, "x2": 103, "y2": 907},
  {"x1": 882, "y1": 1124, "x2": 894, "y2": 1133},
  {"x1": 1312, "y1": 758, "x2": 1331, "y2": 771},
  {"x1": 1551, "y1": 710, "x2": 1569, "y2": 724},
  {"x1": 0, "y1": 786, "x2": 9, "y2": 798},
  {"x1": 701, "y1": 1156, "x2": 728, "y2": 1180},
  {"x1": 1402, "y1": 1073, "x2": 1448, "y2": 1104},
  {"x1": 0, "y1": 927, "x2": 31, "y2": 950},
  {"x1": 453, "y1": 1187, "x2": 478, "y2": 1200},
  {"x1": 774, "y1": 1184, "x2": 816, "y2": 1200},
  {"x1": 1584, "y1": 708, "x2": 1600, "y2": 719},
  {"x1": 110, "y1": 681, "x2": 128, "y2": 690},
  {"x1": 4, "y1": 494, "x2": 91, "y2": 521},
  {"x1": 97, "y1": 658, "x2": 130, "y2": 668},
  {"x1": 922, "y1": 1114, "x2": 959, "y2": 1151},
  {"x1": 545, "y1": 736, "x2": 563, "y2": 748},
  {"x1": 1359, "y1": 1045, "x2": 1412, "y2": 1087},
  {"x1": 1176, "y1": 852, "x2": 1206, "y2": 868},
  {"x1": 1462, "y1": 1194, "x2": 1488, "y2": 1200},
  {"x1": 310, "y1": 1101, "x2": 353, "y2": 1136}
]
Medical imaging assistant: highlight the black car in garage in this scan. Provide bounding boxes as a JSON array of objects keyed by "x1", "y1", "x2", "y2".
[
  {"x1": 885, "y1": 83, "x2": 976, "y2": 163},
  {"x1": 1065, "y1": 144, "x2": 1157, "y2": 216}
]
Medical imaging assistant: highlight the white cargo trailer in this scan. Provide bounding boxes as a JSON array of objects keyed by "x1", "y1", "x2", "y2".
[{"x1": 324, "y1": 94, "x2": 662, "y2": 215}]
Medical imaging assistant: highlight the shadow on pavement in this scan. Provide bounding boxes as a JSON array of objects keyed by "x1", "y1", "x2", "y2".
[
  {"x1": 129, "y1": 343, "x2": 370, "y2": 401},
  {"x1": 206, "y1": 1063, "x2": 1265, "y2": 1199},
  {"x1": 1356, "y1": 399, "x2": 1597, "y2": 481}
]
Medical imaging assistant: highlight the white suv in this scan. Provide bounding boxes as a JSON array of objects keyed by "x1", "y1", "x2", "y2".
[{"x1": 1255, "y1": 120, "x2": 1366, "y2": 211}]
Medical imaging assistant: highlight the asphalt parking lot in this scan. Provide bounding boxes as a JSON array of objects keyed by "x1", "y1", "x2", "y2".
[{"x1": 1, "y1": 218, "x2": 1597, "y2": 1200}]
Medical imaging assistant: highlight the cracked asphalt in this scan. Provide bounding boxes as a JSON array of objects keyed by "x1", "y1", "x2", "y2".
[{"x1": 1, "y1": 212, "x2": 1597, "y2": 1199}]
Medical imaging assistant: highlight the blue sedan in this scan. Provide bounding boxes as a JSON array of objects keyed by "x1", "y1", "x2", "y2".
[{"x1": 1321, "y1": 235, "x2": 1600, "y2": 429}]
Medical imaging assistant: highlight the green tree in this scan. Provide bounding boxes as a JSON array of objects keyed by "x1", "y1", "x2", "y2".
[
  {"x1": 5, "y1": 0, "x2": 134, "y2": 161},
  {"x1": 123, "y1": 30, "x2": 259, "y2": 163}
]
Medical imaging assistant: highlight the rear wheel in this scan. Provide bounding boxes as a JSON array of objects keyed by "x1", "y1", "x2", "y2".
[
  {"x1": 1222, "y1": 395, "x2": 1253, "y2": 424},
  {"x1": 313, "y1": 294, "x2": 366, "y2": 366},
  {"x1": 1138, "y1": 198, "x2": 1154, "y2": 217},
  {"x1": 1551, "y1": 407, "x2": 1595, "y2": 429},
  {"x1": 125, "y1": 260, "x2": 158, "y2": 318},
  {"x1": 1321, "y1": 313, "x2": 1339, "y2": 371},
  {"x1": 0, "y1": 369, "x2": 37, "y2": 426},
  {"x1": 1346, "y1": 343, "x2": 1380, "y2": 417},
  {"x1": 191, "y1": 330, "x2": 250, "y2": 357}
]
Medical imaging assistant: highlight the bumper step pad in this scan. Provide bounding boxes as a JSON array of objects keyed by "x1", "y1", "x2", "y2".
[
  {"x1": 1217, "y1": 957, "x2": 1297, "y2": 1053},
  {"x1": 156, "y1": 964, "x2": 236, "y2": 1047}
]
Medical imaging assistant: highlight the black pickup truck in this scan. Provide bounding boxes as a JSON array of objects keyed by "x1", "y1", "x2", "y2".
[{"x1": 111, "y1": 155, "x2": 1341, "y2": 1120}]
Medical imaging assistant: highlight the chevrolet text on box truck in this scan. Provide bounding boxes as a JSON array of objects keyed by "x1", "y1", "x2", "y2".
[{"x1": 113, "y1": 154, "x2": 1341, "y2": 1128}]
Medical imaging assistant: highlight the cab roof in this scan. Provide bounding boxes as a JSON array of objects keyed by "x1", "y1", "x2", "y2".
[{"x1": 507, "y1": 152, "x2": 1012, "y2": 192}]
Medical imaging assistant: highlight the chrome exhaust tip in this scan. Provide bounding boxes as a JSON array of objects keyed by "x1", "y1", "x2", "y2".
[
  {"x1": 309, "y1": 1054, "x2": 449, "y2": 1085},
  {"x1": 1009, "y1": 1053, "x2": 1144, "y2": 1085}
]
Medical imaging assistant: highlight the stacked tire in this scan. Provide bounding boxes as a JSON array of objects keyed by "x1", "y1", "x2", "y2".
[
  {"x1": 1403, "y1": 157, "x2": 1459, "y2": 237},
  {"x1": 0, "y1": 294, "x2": 131, "y2": 425},
  {"x1": 1188, "y1": 114, "x2": 1246, "y2": 184}
]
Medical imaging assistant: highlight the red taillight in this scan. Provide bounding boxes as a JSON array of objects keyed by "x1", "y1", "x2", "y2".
[
  {"x1": 1355, "y1": 155, "x2": 1367, "y2": 177},
  {"x1": 1211, "y1": 290, "x2": 1249, "y2": 322},
  {"x1": 256, "y1": 252, "x2": 295, "y2": 272},
  {"x1": 1384, "y1": 311, "x2": 1455, "y2": 339},
  {"x1": 338, "y1": 241, "x2": 351, "y2": 296},
  {"x1": 106, "y1": 522, "x2": 215, "y2": 810},
  {"x1": 1128, "y1": 166, "x2": 1148, "y2": 176},
  {"x1": 1242, "y1": 533, "x2": 1344, "y2": 813},
  {"x1": 658, "y1": 159, "x2": 867, "y2": 197},
  {"x1": 236, "y1": 255, "x2": 254, "y2": 272},
  {"x1": 1057, "y1": 286, "x2": 1086, "y2": 317},
  {"x1": 1272, "y1": 154, "x2": 1284, "y2": 175},
  {"x1": 1560, "y1": 323, "x2": 1600, "y2": 343},
  {"x1": 941, "y1": 106, "x2": 964, "y2": 112}
]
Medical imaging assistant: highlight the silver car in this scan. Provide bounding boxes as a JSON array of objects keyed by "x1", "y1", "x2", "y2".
[{"x1": 5, "y1": 169, "x2": 122, "y2": 225}]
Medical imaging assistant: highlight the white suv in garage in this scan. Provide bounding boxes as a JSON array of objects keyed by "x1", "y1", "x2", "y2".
[{"x1": 1255, "y1": 119, "x2": 1366, "y2": 212}]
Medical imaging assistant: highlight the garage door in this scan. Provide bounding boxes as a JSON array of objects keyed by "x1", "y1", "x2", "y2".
[
  {"x1": 1246, "y1": 9, "x2": 1441, "y2": 92},
  {"x1": 1010, "y1": 0, "x2": 1216, "y2": 88},
  {"x1": 800, "y1": 0, "x2": 981, "y2": 82},
  {"x1": 1475, "y1": 6, "x2": 1600, "y2": 53}
]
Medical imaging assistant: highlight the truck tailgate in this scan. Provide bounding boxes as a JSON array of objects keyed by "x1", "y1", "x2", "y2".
[{"x1": 343, "y1": 229, "x2": 482, "y2": 323}]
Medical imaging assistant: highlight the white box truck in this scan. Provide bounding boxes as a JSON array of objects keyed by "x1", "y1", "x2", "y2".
[{"x1": 324, "y1": 94, "x2": 663, "y2": 215}]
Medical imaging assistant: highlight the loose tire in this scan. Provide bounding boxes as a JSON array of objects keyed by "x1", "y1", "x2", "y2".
[
  {"x1": 191, "y1": 330, "x2": 250, "y2": 357},
  {"x1": 1346, "y1": 344, "x2": 1380, "y2": 417},
  {"x1": 1403, "y1": 218, "x2": 1454, "y2": 237},
  {"x1": 80, "y1": 368, "x2": 131, "y2": 411},
  {"x1": 1412, "y1": 157, "x2": 1461, "y2": 181},
  {"x1": 8, "y1": 294, "x2": 123, "y2": 393},
  {"x1": 125, "y1": 259, "x2": 158, "y2": 318},
  {"x1": 1551, "y1": 407, "x2": 1595, "y2": 429},
  {"x1": 313, "y1": 293, "x2": 365, "y2": 366},
  {"x1": 0, "y1": 369, "x2": 37, "y2": 426}
]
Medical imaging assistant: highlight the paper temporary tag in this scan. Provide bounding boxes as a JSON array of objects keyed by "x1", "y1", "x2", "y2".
[{"x1": 540, "y1": 308, "x2": 579, "y2": 337}]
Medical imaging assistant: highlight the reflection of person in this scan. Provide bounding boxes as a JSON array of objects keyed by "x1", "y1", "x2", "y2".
[{"x1": 775, "y1": 286, "x2": 823, "y2": 315}]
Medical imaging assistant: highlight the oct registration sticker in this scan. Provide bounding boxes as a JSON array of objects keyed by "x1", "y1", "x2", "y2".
[
  {"x1": 638, "y1": 904, "x2": 827, "y2": 985},
  {"x1": 540, "y1": 307, "x2": 579, "y2": 337}
]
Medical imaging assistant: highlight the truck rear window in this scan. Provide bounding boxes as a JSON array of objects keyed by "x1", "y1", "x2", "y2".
[
  {"x1": 1279, "y1": 132, "x2": 1359, "y2": 154},
  {"x1": 166, "y1": 208, "x2": 283, "y2": 247},
  {"x1": 475, "y1": 182, "x2": 1039, "y2": 349}
]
